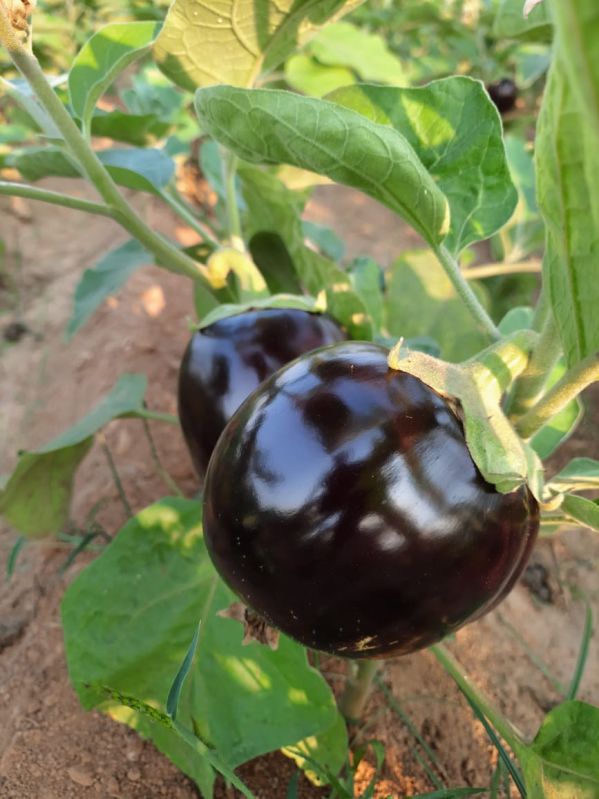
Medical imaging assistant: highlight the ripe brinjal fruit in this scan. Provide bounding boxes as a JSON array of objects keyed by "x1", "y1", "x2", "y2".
[
  {"x1": 178, "y1": 308, "x2": 346, "y2": 478},
  {"x1": 487, "y1": 78, "x2": 518, "y2": 114},
  {"x1": 204, "y1": 341, "x2": 540, "y2": 658}
]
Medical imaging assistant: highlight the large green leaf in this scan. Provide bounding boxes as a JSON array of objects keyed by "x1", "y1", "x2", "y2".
[
  {"x1": 285, "y1": 55, "x2": 355, "y2": 98},
  {"x1": 494, "y1": 0, "x2": 553, "y2": 41},
  {"x1": 69, "y1": 22, "x2": 161, "y2": 136},
  {"x1": 153, "y1": 0, "x2": 364, "y2": 91},
  {"x1": 61, "y1": 498, "x2": 344, "y2": 794},
  {"x1": 517, "y1": 701, "x2": 599, "y2": 798},
  {"x1": 536, "y1": 57, "x2": 599, "y2": 367},
  {"x1": 195, "y1": 87, "x2": 449, "y2": 247},
  {"x1": 549, "y1": 2, "x2": 599, "y2": 141},
  {"x1": 0, "y1": 375, "x2": 147, "y2": 537},
  {"x1": 12, "y1": 146, "x2": 175, "y2": 195},
  {"x1": 67, "y1": 239, "x2": 151, "y2": 338},
  {"x1": 327, "y1": 78, "x2": 517, "y2": 254},
  {"x1": 308, "y1": 21, "x2": 406, "y2": 85},
  {"x1": 239, "y1": 166, "x2": 372, "y2": 339},
  {"x1": 385, "y1": 249, "x2": 490, "y2": 362}
]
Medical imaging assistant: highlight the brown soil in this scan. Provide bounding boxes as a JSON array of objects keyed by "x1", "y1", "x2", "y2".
[{"x1": 1, "y1": 180, "x2": 598, "y2": 799}]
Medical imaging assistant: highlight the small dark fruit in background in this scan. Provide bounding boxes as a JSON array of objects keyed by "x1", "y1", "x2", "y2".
[
  {"x1": 178, "y1": 307, "x2": 346, "y2": 478},
  {"x1": 487, "y1": 78, "x2": 518, "y2": 114},
  {"x1": 204, "y1": 341, "x2": 539, "y2": 659}
]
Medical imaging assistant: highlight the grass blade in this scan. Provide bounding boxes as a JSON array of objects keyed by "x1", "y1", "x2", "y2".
[
  {"x1": 463, "y1": 696, "x2": 526, "y2": 799},
  {"x1": 410, "y1": 788, "x2": 487, "y2": 798},
  {"x1": 567, "y1": 600, "x2": 593, "y2": 700},
  {"x1": 166, "y1": 621, "x2": 201, "y2": 721},
  {"x1": 6, "y1": 536, "x2": 26, "y2": 580}
]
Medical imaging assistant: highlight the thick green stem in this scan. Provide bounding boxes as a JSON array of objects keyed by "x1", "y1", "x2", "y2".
[
  {"x1": 435, "y1": 245, "x2": 502, "y2": 341},
  {"x1": 508, "y1": 313, "x2": 563, "y2": 418},
  {"x1": 223, "y1": 149, "x2": 244, "y2": 252},
  {"x1": 0, "y1": 14, "x2": 216, "y2": 291},
  {"x1": 431, "y1": 644, "x2": 523, "y2": 750},
  {"x1": 0, "y1": 180, "x2": 115, "y2": 217},
  {"x1": 516, "y1": 351, "x2": 599, "y2": 439},
  {"x1": 338, "y1": 660, "x2": 379, "y2": 722}
]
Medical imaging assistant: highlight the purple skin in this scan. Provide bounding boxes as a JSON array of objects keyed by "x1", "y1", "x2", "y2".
[
  {"x1": 487, "y1": 78, "x2": 518, "y2": 114},
  {"x1": 177, "y1": 308, "x2": 346, "y2": 479},
  {"x1": 204, "y1": 342, "x2": 540, "y2": 659}
]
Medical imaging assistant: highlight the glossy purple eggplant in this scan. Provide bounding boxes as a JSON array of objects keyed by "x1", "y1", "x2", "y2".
[
  {"x1": 204, "y1": 342, "x2": 539, "y2": 659},
  {"x1": 178, "y1": 308, "x2": 346, "y2": 478},
  {"x1": 487, "y1": 78, "x2": 518, "y2": 114}
]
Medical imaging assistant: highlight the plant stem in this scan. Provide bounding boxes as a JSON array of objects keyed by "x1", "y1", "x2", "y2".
[
  {"x1": 462, "y1": 259, "x2": 542, "y2": 280},
  {"x1": 431, "y1": 643, "x2": 523, "y2": 750},
  {"x1": 135, "y1": 408, "x2": 179, "y2": 425},
  {"x1": 435, "y1": 245, "x2": 502, "y2": 340},
  {"x1": 508, "y1": 312, "x2": 563, "y2": 418},
  {"x1": 160, "y1": 188, "x2": 220, "y2": 249},
  {"x1": 338, "y1": 660, "x2": 379, "y2": 721},
  {"x1": 0, "y1": 180, "x2": 116, "y2": 216},
  {"x1": 0, "y1": 12, "x2": 216, "y2": 291},
  {"x1": 516, "y1": 351, "x2": 599, "y2": 439},
  {"x1": 223, "y1": 149, "x2": 244, "y2": 252}
]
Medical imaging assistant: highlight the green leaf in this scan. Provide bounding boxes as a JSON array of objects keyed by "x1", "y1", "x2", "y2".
[
  {"x1": 248, "y1": 232, "x2": 304, "y2": 295},
  {"x1": 282, "y1": 713, "x2": 348, "y2": 787},
  {"x1": 12, "y1": 146, "x2": 175, "y2": 195},
  {"x1": 347, "y1": 258, "x2": 384, "y2": 336},
  {"x1": 97, "y1": 148, "x2": 175, "y2": 194},
  {"x1": 301, "y1": 220, "x2": 345, "y2": 262},
  {"x1": 0, "y1": 76, "x2": 65, "y2": 139},
  {"x1": 531, "y1": 360, "x2": 583, "y2": 459},
  {"x1": 327, "y1": 77, "x2": 517, "y2": 254},
  {"x1": 67, "y1": 239, "x2": 151, "y2": 338},
  {"x1": 239, "y1": 166, "x2": 371, "y2": 339},
  {"x1": 308, "y1": 21, "x2": 406, "y2": 85},
  {"x1": 549, "y1": 458, "x2": 599, "y2": 493},
  {"x1": 494, "y1": 0, "x2": 553, "y2": 41},
  {"x1": 91, "y1": 110, "x2": 171, "y2": 146},
  {"x1": 69, "y1": 22, "x2": 161, "y2": 135},
  {"x1": 61, "y1": 498, "x2": 343, "y2": 793},
  {"x1": 561, "y1": 495, "x2": 599, "y2": 533},
  {"x1": 0, "y1": 375, "x2": 147, "y2": 537},
  {"x1": 195, "y1": 87, "x2": 449, "y2": 248},
  {"x1": 549, "y1": 2, "x2": 599, "y2": 142},
  {"x1": 285, "y1": 55, "x2": 355, "y2": 98},
  {"x1": 385, "y1": 249, "x2": 490, "y2": 362},
  {"x1": 536, "y1": 58, "x2": 599, "y2": 368},
  {"x1": 153, "y1": 0, "x2": 364, "y2": 91},
  {"x1": 498, "y1": 307, "x2": 535, "y2": 335},
  {"x1": 517, "y1": 701, "x2": 599, "y2": 798}
]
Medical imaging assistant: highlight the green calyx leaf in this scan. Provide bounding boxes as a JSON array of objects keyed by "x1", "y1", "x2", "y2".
[
  {"x1": 195, "y1": 86, "x2": 450, "y2": 248},
  {"x1": 388, "y1": 331, "x2": 543, "y2": 498}
]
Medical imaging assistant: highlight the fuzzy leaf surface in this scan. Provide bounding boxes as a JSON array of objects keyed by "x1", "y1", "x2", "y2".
[
  {"x1": 328, "y1": 78, "x2": 517, "y2": 254},
  {"x1": 154, "y1": 0, "x2": 364, "y2": 91},
  {"x1": 196, "y1": 87, "x2": 449, "y2": 248},
  {"x1": 61, "y1": 498, "x2": 343, "y2": 792}
]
